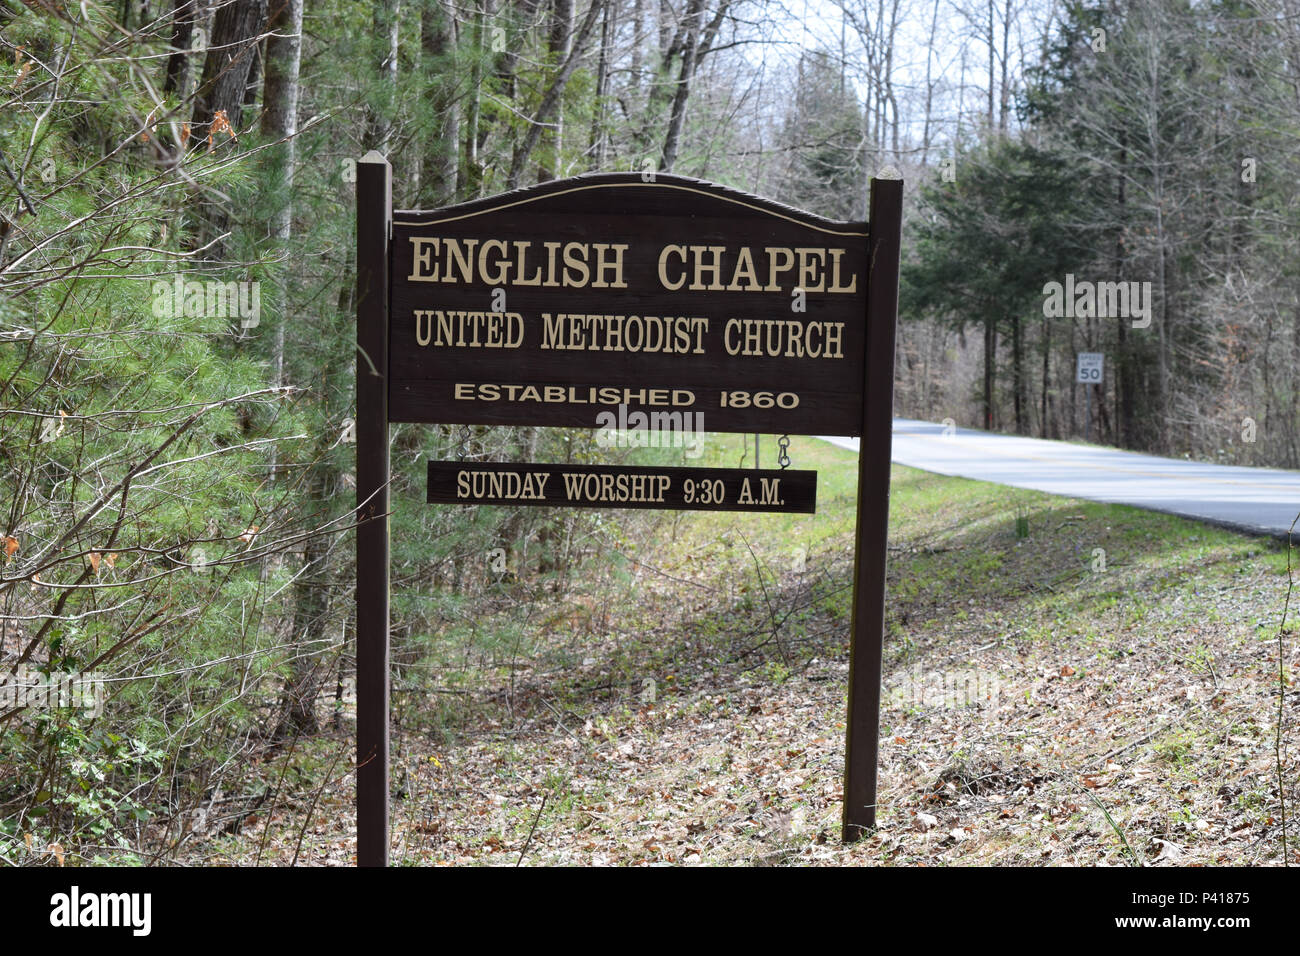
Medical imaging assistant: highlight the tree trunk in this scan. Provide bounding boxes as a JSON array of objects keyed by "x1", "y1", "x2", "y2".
[
  {"x1": 261, "y1": 0, "x2": 302, "y2": 149},
  {"x1": 1040, "y1": 312, "x2": 1050, "y2": 438},
  {"x1": 998, "y1": 0, "x2": 1010, "y2": 133},
  {"x1": 658, "y1": 0, "x2": 704, "y2": 172},
  {"x1": 421, "y1": 0, "x2": 459, "y2": 205},
  {"x1": 507, "y1": 0, "x2": 604, "y2": 188},
  {"x1": 364, "y1": 0, "x2": 402, "y2": 153},
  {"x1": 1094, "y1": 383, "x2": 1112, "y2": 443},
  {"x1": 164, "y1": 0, "x2": 197, "y2": 96},
  {"x1": 986, "y1": 0, "x2": 994, "y2": 129},
  {"x1": 261, "y1": 0, "x2": 302, "y2": 444},
  {"x1": 1012, "y1": 313, "x2": 1023, "y2": 433},
  {"x1": 921, "y1": 0, "x2": 939, "y2": 164},
  {"x1": 463, "y1": 2, "x2": 483, "y2": 195},
  {"x1": 277, "y1": 470, "x2": 334, "y2": 737},
  {"x1": 192, "y1": 0, "x2": 267, "y2": 138},
  {"x1": 983, "y1": 315, "x2": 995, "y2": 430},
  {"x1": 587, "y1": 0, "x2": 612, "y2": 170},
  {"x1": 538, "y1": 0, "x2": 574, "y2": 182},
  {"x1": 1115, "y1": 140, "x2": 1134, "y2": 447},
  {"x1": 631, "y1": 0, "x2": 643, "y2": 92},
  {"x1": 190, "y1": 0, "x2": 266, "y2": 253}
]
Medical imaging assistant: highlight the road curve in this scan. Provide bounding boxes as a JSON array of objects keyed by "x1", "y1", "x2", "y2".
[{"x1": 818, "y1": 419, "x2": 1300, "y2": 540}]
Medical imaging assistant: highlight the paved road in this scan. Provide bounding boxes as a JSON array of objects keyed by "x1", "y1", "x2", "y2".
[{"x1": 818, "y1": 419, "x2": 1300, "y2": 540}]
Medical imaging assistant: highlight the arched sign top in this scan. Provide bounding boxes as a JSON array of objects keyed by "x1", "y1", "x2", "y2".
[
  {"x1": 394, "y1": 172, "x2": 869, "y2": 238},
  {"x1": 387, "y1": 172, "x2": 878, "y2": 435}
]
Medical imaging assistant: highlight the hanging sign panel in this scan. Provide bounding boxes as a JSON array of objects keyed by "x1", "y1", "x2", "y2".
[
  {"x1": 427, "y1": 460, "x2": 817, "y2": 513},
  {"x1": 387, "y1": 174, "x2": 869, "y2": 435}
]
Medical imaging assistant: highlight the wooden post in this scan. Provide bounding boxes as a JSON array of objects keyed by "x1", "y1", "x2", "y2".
[
  {"x1": 842, "y1": 175, "x2": 903, "y2": 842},
  {"x1": 355, "y1": 151, "x2": 391, "y2": 867}
]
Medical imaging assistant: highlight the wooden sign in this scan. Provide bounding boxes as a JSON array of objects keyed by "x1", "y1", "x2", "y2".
[
  {"x1": 428, "y1": 461, "x2": 817, "y2": 513},
  {"x1": 388, "y1": 175, "x2": 869, "y2": 435},
  {"x1": 355, "y1": 155, "x2": 903, "y2": 865}
]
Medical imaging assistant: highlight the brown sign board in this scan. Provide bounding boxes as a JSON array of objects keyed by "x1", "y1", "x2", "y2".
[
  {"x1": 427, "y1": 461, "x2": 817, "y2": 513},
  {"x1": 356, "y1": 158, "x2": 903, "y2": 865},
  {"x1": 388, "y1": 174, "x2": 869, "y2": 435}
]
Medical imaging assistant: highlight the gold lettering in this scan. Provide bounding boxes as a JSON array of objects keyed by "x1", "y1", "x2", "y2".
[
  {"x1": 542, "y1": 312, "x2": 564, "y2": 349},
  {"x1": 689, "y1": 245, "x2": 727, "y2": 291},
  {"x1": 796, "y1": 248, "x2": 826, "y2": 292},
  {"x1": 805, "y1": 321, "x2": 821, "y2": 357},
  {"x1": 566, "y1": 313, "x2": 588, "y2": 348},
  {"x1": 724, "y1": 318, "x2": 741, "y2": 355},
  {"x1": 659, "y1": 245, "x2": 687, "y2": 290},
  {"x1": 542, "y1": 242, "x2": 562, "y2": 287},
  {"x1": 563, "y1": 244, "x2": 590, "y2": 287},
  {"x1": 443, "y1": 238, "x2": 479, "y2": 283},
  {"x1": 828, "y1": 248, "x2": 858, "y2": 293},
  {"x1": 408, "y1": 237, "x2": 439, "y2": 281},
  {"x1": 414, "y1": 309, "x2": 434, "y2": 346},
  {"x1": 727, "y1": 247, "x2": 762, "y2": 291},
  {"x1": 824, "y1": 321, "x2": 844, "y2": 358},
  {"x1": 786, "y1": 320, "x2": 805, "y2": 357},
  {"x1": 765, "y1": 247, "x2": 795, "y2": 291},
  {"x1": 513, "y1": 241, "x2": 543, "y2": 285},
  {"x1": 479, "y1": 239, "x2": 510, "y2": 285},
  {"x1": 591, "y1": 244, "x2": 628, "y2": 288}
]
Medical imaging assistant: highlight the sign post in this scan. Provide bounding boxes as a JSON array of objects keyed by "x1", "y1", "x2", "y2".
[
  {"x1": 1077, "y1": 352, "x2": 1103, "y2": 442},
  {"x1": 842, "y1": 176, "x2": 903, "y2": 841},
  {"x1": 355, "y1": 152, "x2": 391, "y2": 867},
  {"x1": 355, "y1": 168, "x2": 902, "y2": 861}
]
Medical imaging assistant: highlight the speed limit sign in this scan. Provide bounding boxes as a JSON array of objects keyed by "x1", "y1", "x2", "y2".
[{"x1": 1077, "y1": 352, "x2": 1104, "y2": 383}]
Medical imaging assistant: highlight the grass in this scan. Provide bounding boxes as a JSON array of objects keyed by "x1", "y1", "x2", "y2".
[{"x1": 182, "y1": 433, "x2": 1298, "y2": 866}]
